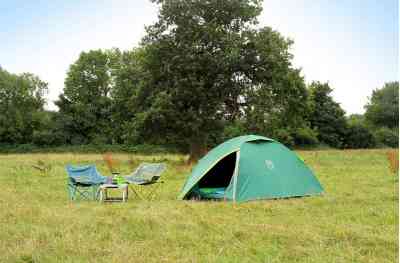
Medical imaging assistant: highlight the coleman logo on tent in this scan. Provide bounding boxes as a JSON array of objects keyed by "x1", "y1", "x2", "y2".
[{"x1": 265, "y1": 160, "x2": 274, "y2": 170}]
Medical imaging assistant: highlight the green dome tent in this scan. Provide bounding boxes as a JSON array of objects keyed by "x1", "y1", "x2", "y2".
[{"x1": 178, "y1": 135, "x2": 324, "y2": 202}]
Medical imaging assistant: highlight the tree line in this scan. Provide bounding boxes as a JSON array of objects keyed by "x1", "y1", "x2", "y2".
[{"x1": 0, "y1": 0, "x2": 398, "y2": 159}]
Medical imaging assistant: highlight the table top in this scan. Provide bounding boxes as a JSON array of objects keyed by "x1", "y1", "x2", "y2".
[{"x1": 100, "y1": 183, "x2": 128, "y2": 189}]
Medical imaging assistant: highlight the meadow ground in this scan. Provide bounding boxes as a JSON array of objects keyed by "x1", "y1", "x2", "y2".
[{"x1": 0, "y1": 150, "x2": 397, "y2": 263}]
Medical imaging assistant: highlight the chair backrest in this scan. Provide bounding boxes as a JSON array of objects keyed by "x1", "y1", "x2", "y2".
[
  {"x1": 66, "y1": 165, "x2": 106, "y2": 185},
  {"x1": 130, "y1": 163, "x2": 166, "y2": 182}
]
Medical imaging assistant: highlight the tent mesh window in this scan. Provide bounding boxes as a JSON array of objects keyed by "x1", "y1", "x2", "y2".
[{"x1": 197, "y1": 152, "x2": 237, "y2": 188}]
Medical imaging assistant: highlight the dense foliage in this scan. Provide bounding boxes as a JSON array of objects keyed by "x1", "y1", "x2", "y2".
[
  {"x1": 0, "y1": 1, "x2": 397, "y2": 155},
  {"x1": 365, "y1": 82, "x2": 398, "y2": 129},
  {"x1": 308, "y1": 81, "x2": 348, "y2": 148},
  {"x1": 55, "y1": 49, "x2": 120, "y2": 145},
  {"x1": 364, "y1": 82, "x2": 399, "y2": 147},
  {"x1": 0, "y1": 67, "x2": 48, "y2": 144}
]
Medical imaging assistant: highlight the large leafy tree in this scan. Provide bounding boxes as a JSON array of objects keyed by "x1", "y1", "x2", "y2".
[
  {"x1": 308, "y1": 81, "x2": 348, "y2": 148},
  {"x1": 242, "y1": 30, "x2": 310, "y2": 147},
  {"x1": 0, "y1": 67, "x2": 48, "y2": 144},
  {"x1": 136, "y1": 0, "x2": 309, "y2": 161},
  {"x1": 56, "y1": 49, "x2": 120, "y2": 144},
  {"x1": 365, "y1": 81, "x2": 399, "y2": 129},
  {"x1": 110, "y1": 48, "x2": 147, "y2": 143}
]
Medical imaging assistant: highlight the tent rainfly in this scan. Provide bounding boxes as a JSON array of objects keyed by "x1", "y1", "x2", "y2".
[{"x1": 178, "y1": 135, "x2": 324, "y2": 202}]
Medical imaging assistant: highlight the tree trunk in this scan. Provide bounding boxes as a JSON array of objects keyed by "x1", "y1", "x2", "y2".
[{"x1": 187, "y1": 137, "x2": 207, "y2": 164}]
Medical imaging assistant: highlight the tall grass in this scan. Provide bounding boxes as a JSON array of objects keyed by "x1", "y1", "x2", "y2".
[{"x1": 0, "y1": 150, "x2": 397, "y2": 262}]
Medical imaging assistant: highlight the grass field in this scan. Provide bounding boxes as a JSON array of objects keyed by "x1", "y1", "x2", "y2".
[{"x1": 0, "y1": 150, "x2": 397, "y2": 263}]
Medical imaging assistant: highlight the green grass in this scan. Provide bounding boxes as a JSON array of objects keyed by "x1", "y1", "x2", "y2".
[{"x1": 0, "y1": 150, "x2": 397, "y2": 262}]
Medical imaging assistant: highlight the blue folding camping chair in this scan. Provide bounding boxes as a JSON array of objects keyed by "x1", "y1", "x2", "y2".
[
  {"x1": 124, "y1": 163, "x2": 166, "y2": 200},
  {"x1": 66, "y1": 165, "x2": 107, "y2": 201}
]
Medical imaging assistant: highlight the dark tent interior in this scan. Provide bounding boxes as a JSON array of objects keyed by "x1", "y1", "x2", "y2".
[{"x1": 197, "y1": 152, "x2": 237, "y2": 188}]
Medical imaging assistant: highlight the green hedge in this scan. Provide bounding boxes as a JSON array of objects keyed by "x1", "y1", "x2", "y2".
[{"x1": 0, "y1": 144, "x2": 181, "y2": 154}]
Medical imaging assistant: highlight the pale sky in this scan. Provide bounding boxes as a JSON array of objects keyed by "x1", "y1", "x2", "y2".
[{"x1": 0, "y1": 0, "x2": 398, "y2": 114}]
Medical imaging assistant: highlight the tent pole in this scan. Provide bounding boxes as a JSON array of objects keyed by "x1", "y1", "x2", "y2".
[{"x1": 233, "y1": 151, "x2": 240, "y2": 203}]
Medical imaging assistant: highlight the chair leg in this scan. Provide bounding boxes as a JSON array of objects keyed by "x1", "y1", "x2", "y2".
[
  {"x1": 75, "y1": 187, "x2": 92, "y2": 200},
  {"x1": 67, "y1": 184, "x2": 72, "y2": 200},
  {"x1": 68, "y1": 184, "x2": 77, "y2": 201},
  {"x1": 127, "y1": 182, "x2": 163, "y2": 201},
  {"x1": 96, "y1": 187, "x2": 101, "y2": 201},
  {"x1": 68, "y1": 184, "x2": 101, "y2": 201},
  {"x1": 92, "y1": 185, "x2": 98, "y2": 201},
  {"x1": 128, "y1": 185, "x2": 142, "y2": 200},
  {"x1": 146, "y1": 181, "x2": 163, "y2": 200}
]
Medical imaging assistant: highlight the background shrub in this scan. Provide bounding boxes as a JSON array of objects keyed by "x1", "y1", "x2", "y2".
[
  {"x1": 374, "y1": 127, "x2": 399, "y2": 148},
  {"x1": 344, "y1": 123, "x2": 376, "y2": 149}
]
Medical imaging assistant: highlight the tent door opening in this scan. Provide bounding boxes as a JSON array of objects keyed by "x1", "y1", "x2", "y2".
[{"x1": 192, "y1": 151, "x2": 237, "y2": 199}]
